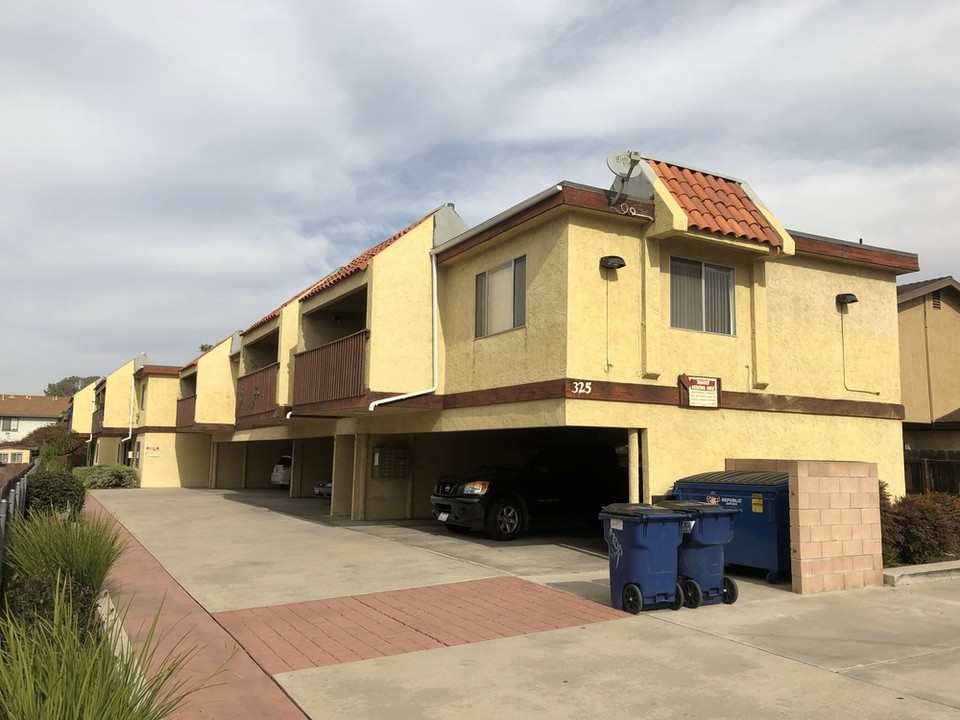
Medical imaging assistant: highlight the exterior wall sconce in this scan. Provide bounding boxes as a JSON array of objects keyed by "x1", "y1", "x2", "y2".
[
  {"x1": 600, "y1": 255, "x2": 626, "y2": 270},
  {"x1": 835, "y1": 293, "x2": 858, "y2": 307}
]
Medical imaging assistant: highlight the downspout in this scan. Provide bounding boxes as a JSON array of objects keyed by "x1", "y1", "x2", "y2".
[
  {"x1": 368, "y1": 252, "x2": 439, "y2": 411},
  {"x1": 121, "y1": 374, "x2": 135, "y2": 463}
]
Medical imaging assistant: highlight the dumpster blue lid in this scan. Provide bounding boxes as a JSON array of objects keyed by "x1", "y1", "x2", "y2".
[
  {"x1": 599, "y1": 503, "x2": 682, "y2": 519},
  {"x1": 674, "y1": 471, "x2": 788, "y2": 487},
  {"x1": 656, "y1": 499, "x2": 741, "y2": 516}
]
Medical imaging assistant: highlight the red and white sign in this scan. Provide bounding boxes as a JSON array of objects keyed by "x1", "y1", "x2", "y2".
[{"x1": 687, "y1": 376, "x2": 719, "y2": 408}]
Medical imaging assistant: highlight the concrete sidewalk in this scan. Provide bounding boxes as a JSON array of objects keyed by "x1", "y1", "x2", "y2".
[{"x1": 96, "y1": 488, "x2": 960, "y2": 719}]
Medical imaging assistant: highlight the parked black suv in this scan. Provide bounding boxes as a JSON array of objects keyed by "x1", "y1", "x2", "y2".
[{"x1": 430, "y1": 443, "x2": 625, "y2": 540}]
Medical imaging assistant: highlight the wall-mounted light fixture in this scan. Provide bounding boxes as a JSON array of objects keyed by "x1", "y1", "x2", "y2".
[
  {"x1": 835, "y1": 293, "x2": 858, "y2": 307},
  {"x1": 600, "y1": 255, "x2": 626, "y2": 270}
]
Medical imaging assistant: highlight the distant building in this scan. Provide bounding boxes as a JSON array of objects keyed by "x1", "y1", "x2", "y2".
[
  {"x1": 898, "y1": 276, "x2": 960, "y2": 493},
  {"x1": 0, "y1": 394, "x2": 69, "y2": 444}
]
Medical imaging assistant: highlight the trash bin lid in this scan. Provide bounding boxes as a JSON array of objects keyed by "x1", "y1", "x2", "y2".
[
  {"x1": 675, "y1": 470, "x2": 788, "y2": 487},
  {"x1": 656, "y1": 499, "x2": 740, "y2": 516},
  {"x1": 599, "y1": 503, "x2": 682, "y2": 519}
]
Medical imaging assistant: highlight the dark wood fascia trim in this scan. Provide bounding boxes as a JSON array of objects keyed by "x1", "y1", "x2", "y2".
[
  {"x1": 234, "y1": 406, "x2": 292, "y2": 431},
  {"x1": 175, "y1": 423, "x2": 235, "y2": 434},
  {"x1": 443, "y1": 378, "x2": 903, "y2": 420},
  {"x1": 721, "y1": 391, "x2": 904, "y2": 420},
  {"x1": 294, "y1": 391, "x2": 443, "y2": 416},
  {"x1": 904, "y1": 421, "x2": 960, "y2": 431},
  {"x1": 793, "y1": 233, "x2": 919, "y2": 273},
  {"x1": 437, "y1": 193, "x2": 565, "y2": 263},
  {"x1": 131, "y1": 426, "x2": 178, "y2": 435},
  {"x1": 443, "y1": 380, "x2": 569, "y2": 409},
  {"x1": 436, "y1": 186, "x2": 654, "y2": 264},
  {"x1": 96, "y1": 427, "x2": 130, "y2": 438}
]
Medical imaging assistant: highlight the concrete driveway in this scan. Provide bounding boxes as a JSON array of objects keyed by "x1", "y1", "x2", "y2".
[{"x1": 95, "y1": 488, "x2": 960, "y2": 719}]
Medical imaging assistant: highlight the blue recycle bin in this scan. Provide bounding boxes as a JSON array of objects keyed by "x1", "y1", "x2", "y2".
[
  {"x1": 673, "y1": 471, "x2": 790, "y2": 584},
  {"x1": 657, "y1": 500, "x2": 740, "y2": 607},
  {"x1": 599, "y1": 503, "x2": 687, "y2": 613}
]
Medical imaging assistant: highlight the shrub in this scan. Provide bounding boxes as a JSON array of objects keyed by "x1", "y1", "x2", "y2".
[
  {"x1": 25, "y1": 467, "x2": 86, "y2": 516},
  {"x1": 74, "y1": 464, "x2": 141, "y2": 490},
  {"x1": 881, "y1": 491, "x2": 960, "y2": 566},
  {"x1": 0, "y1": 579, "x2": 209, "y2": 720},
  {"x1": 3, "y1": 511, "x2": 124, "y2": 630}
]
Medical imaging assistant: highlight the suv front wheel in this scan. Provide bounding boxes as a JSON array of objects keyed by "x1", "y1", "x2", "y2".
[{"x1": 484, "y1": 496, "x2": 524, "y2": 541}]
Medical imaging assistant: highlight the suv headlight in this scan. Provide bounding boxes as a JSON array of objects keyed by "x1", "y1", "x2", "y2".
[{"x1": 462, "y1": 481, "x2": 489, "y2": 496}]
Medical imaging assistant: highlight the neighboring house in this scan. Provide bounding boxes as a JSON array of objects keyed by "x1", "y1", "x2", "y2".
[
  {"x1": 897, "y1": 276, "x2": 960, "y2": 493},
  {"x1": 0, "y1": 394, "x2": 69, "y2": 444},
  {"x1": 0, "y1": 445, "x2": 31, "y2": 464}
]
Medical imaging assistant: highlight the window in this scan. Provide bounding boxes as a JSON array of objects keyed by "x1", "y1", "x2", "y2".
[
  {"x1": 0, "y1": 453, "x2": 7, "y2": 463},
  {"x1": 0, "y1": 417, "x2": 18, "y2": 432},
  {"x1": 10, "y1": 452, "x2": 22, "y2": 463},
  {"x1": 670, "y1": 257, "x2": 735, "y2": 335},
  {"x1": 476, "y1": 256, "x2": 526, "y2": 337}
]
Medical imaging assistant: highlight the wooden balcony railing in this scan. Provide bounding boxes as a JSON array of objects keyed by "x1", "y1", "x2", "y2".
[
  {"x1": 176, "y1": 395, "x2": 197, "y2": 428},
  {"x1": 236, "y1": 362, "x2": 280, "y2": 418},
  {"x1": 293, "y1": 330, "x2": 369, "y2": 407},
  {"x1": 92, "y1": 407, "x2": 104, "y2": 434}
]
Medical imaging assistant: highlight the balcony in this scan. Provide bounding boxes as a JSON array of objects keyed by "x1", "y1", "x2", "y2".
[
  {"x1": 92, "y1": 407, "x2": 104, "y2": 434},
  {"x1": 236, "y1": 362, "x2": 280, "y2": 419},
  {"x1": 293, "y1": 330, "x2": 369, "y2": 410},
  {"x1": 176, "y1": 395, "x2": 197, "y2": 429}
]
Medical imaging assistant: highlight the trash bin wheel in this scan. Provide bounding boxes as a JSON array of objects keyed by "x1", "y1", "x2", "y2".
[
  {"x1": 765, "y1": 572, "x2": 780, "y2": 585},
  {"x1": 622, "y1": 583, "x2": 643, "y2": 614},
  {"x1": 669, "y1": 582, "x2": 685, "y2": 611},
  {"x1": 722, "y1": 576, "x2": 739, "y2": 605},
  {"x1": 484, "y1": 496, "x2": 524, "y2": 541},
  {"x1": 681, "y1": 578, "x2": 703, "y2": 609}
]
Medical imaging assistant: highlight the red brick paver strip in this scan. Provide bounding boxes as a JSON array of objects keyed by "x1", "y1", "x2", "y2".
[
  {"x1": 89, "y1": 497, "x2": 308, "y2": 720},
  {"x1": 213, "y1": 576, "x2": 624, "y2": 675}
]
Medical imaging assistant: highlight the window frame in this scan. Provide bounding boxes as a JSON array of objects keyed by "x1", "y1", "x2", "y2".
[
  {"x1": 475, "y1": 255, "x2": 526, "y2": 338},
  {"x1": 0, "y1": 417, "x2": 18, "y2": 432},
  {"x1": 669, "y1": 256, "x2": 736, "y2": 336}
]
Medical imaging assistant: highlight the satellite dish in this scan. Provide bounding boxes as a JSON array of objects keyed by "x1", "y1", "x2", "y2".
[{"x1": 607, "y1": 150, "x2": 643, "y2": 178}]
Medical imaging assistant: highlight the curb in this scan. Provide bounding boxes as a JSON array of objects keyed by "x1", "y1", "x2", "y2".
[{"x1": 883, "y1": 559, "x2": 960, "y2": 586}]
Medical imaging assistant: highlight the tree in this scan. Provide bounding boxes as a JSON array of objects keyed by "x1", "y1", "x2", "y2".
[
  {"x1": 199, "y1": 344, "x2": 214, "y2": 353},
  {"x1": 44, "y1": 375, "x2": 100, "y2": 397}
]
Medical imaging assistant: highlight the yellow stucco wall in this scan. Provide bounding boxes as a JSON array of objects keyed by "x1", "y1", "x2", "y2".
[
  {"x1": 367, "y1": 218, "x2": 436, "y2": 393},
  {"x1": 136, "y1": 374, "x2": 178, "y2": 428},
  {"x1": 194, "y1": 336, "x2": 238, "y2": 425},
  {"x1": 899, "y1": 291, "x2": 960, "y2": 423},
  {"x1": 70, "y1": 382, "x2": 96, "y2": 435},
  {"x1": 214, "y1": 441, "x2": 245, "y2": 489},
  {"x1": 102, "y1": 359, "x2": 136, "y2": 429},
  {"x1": 764, "y1": 257, "x2": 901, "y2": 401},
  {"x1": 136, "y1": 431, "x2": 209, "y2": 488},
  {"x1": 440, "y1": 214, "x2": 569, "y2": 393},
  {"x1": 566, "y1": 400, "x2": 906, "y2": 497},
  {"x1": 94, "y1": 436, "x2": 120, "y2": 466}
]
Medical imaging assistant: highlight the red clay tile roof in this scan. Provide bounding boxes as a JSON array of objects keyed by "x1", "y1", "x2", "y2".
[
  {"x1": 646, "y1": 158, "x2": 782, "y2": 247},
  {"x1": 0, "y1": 395, "x2": 69, "y2": 419},
  {"x1": 242, "y1": 211, "x2": 434, "y2": 335},
  {"x1": 299, "y1": 213, "x2": 430, "y2": 304}
]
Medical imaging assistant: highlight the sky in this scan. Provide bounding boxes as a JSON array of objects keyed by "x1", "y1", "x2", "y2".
[{"x1": 2, "y1": 0, "x2": 959, "y2": 395}]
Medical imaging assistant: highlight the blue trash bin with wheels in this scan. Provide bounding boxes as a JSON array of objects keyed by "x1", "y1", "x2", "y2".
[
  {"x1": 657, "y1": 500, "x2": 740, "y2": 608},
  {"x1": 599, "y1": 503, "x2": 687, "y2": 613}
]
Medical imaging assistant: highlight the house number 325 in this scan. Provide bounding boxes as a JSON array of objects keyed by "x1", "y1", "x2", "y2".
[{"x1": 572, "y1": 381, "x2": 592, "y2": 395}]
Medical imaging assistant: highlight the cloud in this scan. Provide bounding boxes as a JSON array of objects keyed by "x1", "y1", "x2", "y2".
[{"x1": 1, "y1": 0, "x2": 958, "y2": 393}]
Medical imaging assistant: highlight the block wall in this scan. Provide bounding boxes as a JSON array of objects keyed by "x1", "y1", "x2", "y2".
[{"x1": 727, "y1": 459, "x2": 883, "y2": 594}]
